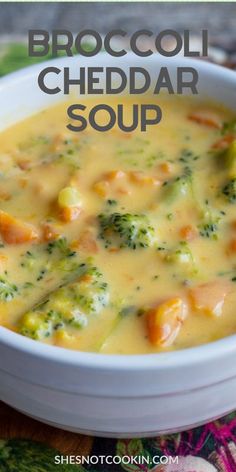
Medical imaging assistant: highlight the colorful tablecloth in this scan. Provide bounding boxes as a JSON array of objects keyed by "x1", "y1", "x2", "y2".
[{"x1": 1, "y1": 402, "x2": 236, "y2": 471}]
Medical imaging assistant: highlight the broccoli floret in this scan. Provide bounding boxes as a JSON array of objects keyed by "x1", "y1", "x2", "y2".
[
  {"x1": 162, "y1": 242, "x2": 197, "y2": 278},
  {"x1": 98, "y1": 212, "x2": 156, "y2": 249},
  {"x1": 0, "y1": 277, "x2": 18, "y2": 302},
  {"x1": 46, "y1": 236, "x2": 75, "y2": 257},
  {"x1": 224, "y1": 139, "x2": 236, "y2": 179},
  {"x1": 199, "y1": 222, "x2": 218, "y2": 239},
  {"x1": 66, "y1": 266, "x2": 109, "y2": 315},
  {"x1": 0, "y1": 437, "x2": 71, "y2": 472},
  {"x1": 165, "y1": 242, "x2": 193, "y2": 265},
  {"x1": 162, "y1": 167, "x2": 192, "y2": 203},
  {"x1": 222, "y1": 178, "x2": 236, "y2": 203},
  {"x1": 20, "y1": 311, "x2": 54, "y2": 340},
  {"x1": 198, "y1": 202, "x2": 222, "y2": 240},
  {"x1": 18, "y1": 264, "x2": 109, "y2": 340},
  {"x1": 20, "y1": 250, "x2": 36, "y2": 270},
  {"x1": 221, "y1": 119, "x2": 236, "y2": 136},
  {"x1": 198, "y1": 209, "x2": 220, "y2": 240}
]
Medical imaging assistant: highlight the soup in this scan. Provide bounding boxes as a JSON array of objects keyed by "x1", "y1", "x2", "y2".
[{"x1": 0, "y1": 94, "x2": 236, "y2": 354}]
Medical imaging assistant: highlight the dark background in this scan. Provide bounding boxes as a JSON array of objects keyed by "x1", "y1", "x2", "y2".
[{"x1": 0, "y1": 2, "x2": 235, "y2": 46}]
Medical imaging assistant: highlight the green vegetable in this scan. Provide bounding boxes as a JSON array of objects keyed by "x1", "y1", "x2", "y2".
[
  {"x1": 224, "y1": 140, "x2": 236, "y2": 177},
  {"x1": 162, "y1": 167, "x2": 192, "y2": 203},
  {"x1": 222, "y1": 178, "x2": 236, "y2": 203},
  {"x1": 20, "y1": 250, "x2": 36, "y2": 270},
  {"x1": 221, "y1": 119, "x2": 236, "y2": 136},
  {"x1": 199, "y1": 222, "x2": 219, "y2": 239},
  {"x1": 19, "y1": 135, "x2": 50, "y2": 152},
  {"x1": 20, "y1": 311, "x2": 54, "y2": 340},
  {"x1": 0, "y1": 278, "x2": 18, "y2": 302},
  {"x1": 165, "y1": 241, "x2": 194, "y2": 265},
  {"x1": 19, "y1": 264, "x2": 109, "y2": 340},
  {"x1": 46, "y1": 237, "x2": 75, "y2": 258},
  {"x1": 37, "y1": 269, "x2": 47, "y2": 282},
  {"x1": 0, "y1": 438, "x2": 77, "y2": 471},
  {"x1": 98, "y1": 212, "x2": 156, "y2": 249},
  {"x1": 58, "y1": 186, "x2": 81, "y2": 208},
  {"x1": 0, "y1": 41, "x2": 94, "y2": 77},
  {"x1": 44, "y1": 236, "x2": 78, "y2": 276},
  {"x1": 106, "y1": 199, "x2": 118, "y2": 206},
  {"x1": 0, "y1": 44, "x2": 50, "y2": 77},
  {"x1": 198, "y1": 202, "x2": 222, "y2": 240},
  {"x1": 119, "y1": 305, "x2": 137, "y2": 317},
  {"x1": 178, "y1": 148, "x2": 199, "y2": 164}
]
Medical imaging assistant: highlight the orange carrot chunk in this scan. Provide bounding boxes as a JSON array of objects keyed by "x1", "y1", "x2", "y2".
[
  {"x1": 188, "y1": 110, "x2": 222, "y2": 129},
  {"x1": 106, "y1": 170, "x2": 126, "y2": 181},
  {"x1": 0, "y1": 210, "x2": 39, "y2": 244},
  {"x1": 158, "y1": 162, "x2": 173, "y2": 175},
  {"x1": 189, "y1": 281, "x2": 231, "y2": 317},
  {"x1": 179, "y1": 225, "x2": 198, "y2": 242},
  {"x1": 93, "y1": 180, "x2": 110, "y2": 198},
  {"x1": 147, "y1": 297, "x2": 188, "y2": 347},
  {"x1": 72, "y1": 230, "x2": 98, "y2": 254},
  {"x1": 41, "y1": 222, "x2": 61, "y2": 242},
  {"x1": 59, "y1": 206, "x2": 81, "y2": 223},
  {"x1": 226, "y1": 239, "x2": 236, "y2": 255},
  {"x1": 211, "y1": 135, "x2": 235, "y2": 151},
  {"x1": 129, "y1": 171, "x2": 160, "y2": 186}
]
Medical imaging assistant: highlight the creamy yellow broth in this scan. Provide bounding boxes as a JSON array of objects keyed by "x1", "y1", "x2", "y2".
[{"x1": 0, "y1": 94, "x2": 236, "y2": 354}]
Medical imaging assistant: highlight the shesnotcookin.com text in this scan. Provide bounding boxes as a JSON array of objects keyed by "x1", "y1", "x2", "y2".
[{"x1": 54, "y1": 454, "x2": 179, "y2": 466}]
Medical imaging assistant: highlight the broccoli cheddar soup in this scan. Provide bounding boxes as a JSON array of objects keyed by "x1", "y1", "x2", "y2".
[{"x1": 0, "y1": 94, "x2": 236, "y2": 354}]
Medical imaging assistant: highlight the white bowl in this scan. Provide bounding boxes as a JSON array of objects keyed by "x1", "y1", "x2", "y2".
[{"x1": 0, "y1": 54, "x2": 236, "y2": 437}]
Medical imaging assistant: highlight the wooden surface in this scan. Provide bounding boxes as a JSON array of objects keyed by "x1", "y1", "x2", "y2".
[{"x1": 0, "y1": 401, "x2": 93, "y2": 455}]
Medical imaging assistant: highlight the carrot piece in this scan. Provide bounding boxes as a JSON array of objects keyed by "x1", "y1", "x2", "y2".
[
  {"x1": 17, "y1": 159, "x2": 31, "y2": 170},
  {"x1": 0, "y1": 191, "x2": 11, "y2": 201},
  {"x1": 129, "y1": 171, "x2": 160, "y2": 186},
  {"x1": 73, "y1": 230, "x2": 98, "y2": 254},
  {"x1": 179, "y1": 225, "x2": 198, "y2": 241},
  {"x1": 18, "y1": 178, "x2": 28, "y2": 189},
  {"x1": 59, "y1": 206, "x2": 81, "y2": 223},
  {"x1": 188, "y1": 111, "x2": 221, "y2": 129},
  {"x1": 54, "y1": 329, "x2": 75, "y2": 346},
  {"x1": 228, "y1": 238, "x2": 236, "y2": 253},
  {"x1": 50, "y1": 133, "x2": 66, "y2": 152},
  {"x1": 0, "y1": 253, "x2": 8, "y2": 268},
  {"x1": 189, "y1": 281, "x2": 231, "y2": 317},
  {"x1": 146, "y1": 297, "x2": 188, "y2": 347},
  {"x1": 0, "y1": 210, "x2": 39, "y2": 244},
  {"x1": 117, "y1": 187, "x2": 132, "y2": 195},
  {"x1": 106, "y1": 170, "x2": 126, "y2": 181},
  {"x1": 211, "y1": 135, "x2": 235, "y2": 150},
  {"x1": 93, "y1": 180, "x2": 110, "y2": 197},
  {"x1": 158, "y1": 162, "x2": 173, "y2": 174},
  {"x1": 41, "y1": 222, "x2": 60, "y2": 242}
]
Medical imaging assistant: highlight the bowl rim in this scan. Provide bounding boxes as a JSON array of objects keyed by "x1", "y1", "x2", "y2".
[
  {"x1": 1, "y1": 326, "x2": 236, "y2": 370},
  {"x1": 0, "y1": 53, "x2": 236, "y2": 370}
]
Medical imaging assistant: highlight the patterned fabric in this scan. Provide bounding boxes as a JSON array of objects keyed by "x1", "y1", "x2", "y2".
[{"x1": 1, "y1": 413, "x2": 236, "y2": 471}]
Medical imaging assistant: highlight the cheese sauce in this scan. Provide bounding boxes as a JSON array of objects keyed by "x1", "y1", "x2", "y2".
[{"x1": 0, "y1": 94, "x2": 236, "y2": 354}]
